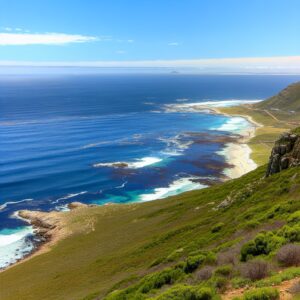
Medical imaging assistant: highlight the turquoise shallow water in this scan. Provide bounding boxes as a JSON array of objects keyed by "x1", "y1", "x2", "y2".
[{"x1": 1, "y1": 73, "x2": 300, "y2": 268}]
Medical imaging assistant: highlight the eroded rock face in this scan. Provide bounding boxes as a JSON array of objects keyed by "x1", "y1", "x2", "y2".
[{"x1": 266, "y1": 132, "x2": 300, "y2": 177}]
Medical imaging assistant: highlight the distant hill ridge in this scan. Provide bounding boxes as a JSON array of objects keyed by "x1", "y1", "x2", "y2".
[{"x1": 255, "y1": 81, "x2": 300, "y2": 113}]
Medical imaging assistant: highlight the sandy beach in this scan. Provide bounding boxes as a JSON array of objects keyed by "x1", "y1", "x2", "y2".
[{"x1": 192, "y1": 105, "x2": 263, "y2": 179}]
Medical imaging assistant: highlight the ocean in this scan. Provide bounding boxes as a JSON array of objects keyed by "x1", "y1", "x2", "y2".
[{"x1": 1, "y1": 73, "x2": 300, "y2": 268}]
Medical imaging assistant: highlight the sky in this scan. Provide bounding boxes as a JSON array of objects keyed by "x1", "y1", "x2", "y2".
[{"x1": 0, "y1": 0, "x2": 300, "y2": 73}]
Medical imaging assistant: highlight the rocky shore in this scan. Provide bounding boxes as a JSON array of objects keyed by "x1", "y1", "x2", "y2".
[{"x1": 2, "y1": 202, "x2": 92, "y2": 271}]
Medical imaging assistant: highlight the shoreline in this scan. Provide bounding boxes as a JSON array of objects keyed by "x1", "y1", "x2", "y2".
[
  {"x1": 216, "y1": 108, "x2": 261, "y2": 179},
  {"x1": 0, "y1": 202, "x2": 90, "y2": 273},
  {"x1": 1, "y1": 105, "x2": 263, "y2": 272},
  {"x1": 204, "y1": 106, "x2": 262, "y2": 179}
]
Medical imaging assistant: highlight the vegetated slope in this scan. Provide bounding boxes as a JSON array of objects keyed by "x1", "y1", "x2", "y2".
[
  {"x1": 255, "y1": 82, "x2": 300, "y2": 113},
  {"x1": 218, "y1": 83, "x2": 300, "y2": 166},
  {"x1": 1, "y1": 130, "x2": 300, "y2": 300}
]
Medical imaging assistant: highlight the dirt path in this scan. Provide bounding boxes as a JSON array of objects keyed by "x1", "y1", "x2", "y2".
[{"x1": 222, "y1": 277, "x2": 300, "y2": 300}]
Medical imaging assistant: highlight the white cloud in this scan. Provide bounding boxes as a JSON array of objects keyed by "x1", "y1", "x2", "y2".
[
  {"x1": 168, "y1": 42, "x2": 179, "y2": 46},
  {"x1": 116, "y1": 50, "x2": 126, "y2": 54},
  {"x1": 1, "y1": 56, "x2": 300, "y2": 74},
  {"x1": 0, "y1": 32, "x2": 97, "y2": 46}
]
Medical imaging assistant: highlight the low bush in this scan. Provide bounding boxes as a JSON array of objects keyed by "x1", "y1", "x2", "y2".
[
  {"x1": 277, "y1": 224, "x2": 300, "y2": 242},
  {"x1": 217, "y1": 249, "x2": 238, "y2": 266},
  {"x1": 205, "y1": 251, "x2": 217, "y2": 265},
  {"x1": 195, "y1": 266, "x2": 214, "y2": 281},
  {"x1": 139, "y1": 267, "x2": 184, "y2": 293},
  {"x1": 254, "y1": 267, "x2": 300, "y2": 288},
  {"x1": 241, "y1": 260, "x2": 269, "y2": 281},
  {"x1": 152, "y1": 285, "x2": 213, "y2": 300},
  {"x1": 214, "y1": 265, "x2": 232, "y2": 277},
  {"x1": 276, "y1": 244, "x2": 300, "y2": 266},
  {"x1": 243, "y1": 287, "x2": 279, "y2": 300},
  {"x1": 288, "y1": 280, "x2": 300, "y2": 295},
  {"x1": 211, "y1": 222, "x2": 224, "y2": 233},
  {"x1": 212, "y1": 276, "x2": 228, "y2": 292},
  {"x1": 240, "y1": 232, "x2": 285, "y2": 261},
  {"x1": 287, "y1": 210, "x2": 300, "y2": 224},
  {"x1": 184, "y1": 254, "x2": 206, "y2": 273}
]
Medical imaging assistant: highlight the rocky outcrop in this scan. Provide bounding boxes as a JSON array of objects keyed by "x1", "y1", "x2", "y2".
[
  {"x1": 67, "y1": 201, "x2": 89, "y2": 210},
  {"x1": 266, "y1": 132, "x2": 300, "y2": 177},
  {"x1": 18, "y1": 210, "x2": 61, "y2": 242}
]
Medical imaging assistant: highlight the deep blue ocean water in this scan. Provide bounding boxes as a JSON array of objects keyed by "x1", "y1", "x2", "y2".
[{"x1": 1, "y1": 73, "x2": 300, "y2": 268}]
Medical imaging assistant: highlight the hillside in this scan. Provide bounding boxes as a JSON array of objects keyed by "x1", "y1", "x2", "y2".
[
  {"x1": 217, "y1": 82, "x2": 300, "y2": 166},
  {"x1": 1, "y1": 83, "x2": 300, "y2": 300},
  {"x1": 255, "y1": 81, "x2": 300, "y2": 116},
  {"x1": 1, "y1": 128, "x2": 300, "y2": 300}
]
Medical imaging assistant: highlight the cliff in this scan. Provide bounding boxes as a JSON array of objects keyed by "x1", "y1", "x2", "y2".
[{"x1": 266, "y1": 129, "x2": 300, "y2": 177}]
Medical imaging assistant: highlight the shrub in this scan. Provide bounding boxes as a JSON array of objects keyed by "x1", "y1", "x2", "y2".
[
  {"x1": 276, "y1": 244, "x2": 300, "y2": 266},
  {"x1": 166, "y1": 248, "x2": 184, "y2": 262},
  {"x1": 139, "y1": 267, "x2": 184, "y2": 293},
  {"x1": 217, "y1": 249, "x2": 238, "y2": 266},
  {"x1": 243, "y1": 287, "x2": 279, "y2": 300},
  {"x1": 213, "y1": 276, "x2": 228, "y2": 292},
  {"x1": 241, "y1": 260, "x2": 269, "y2": 281},
  {"x1": 153, "y1": 284, "x2": 213, "y2": 300},
  {"x1": 288, "y1": 280, "x2": 300, "y2": 295},
  {"x1": 277, "y1": 225, "x2": 300, "y2": 242},
  {"x1": 205, "y1": 251, "x2": 217, "y2": 264},
  {"x1": 240, "y1": 232, "x2": 285, "y2": 261},
  {"x1": 214, "y1": 265, "x2": 233, "y2": 277},
  {"x1": 287, "y1": 211, "x2": 300, "y2": 224},
  {"x1": 184, "y1": 254, "x2": 206, "y2": 273},
  {"x1": 244, "y1": 220, "x2": 260, "y2": 229},
  {"x1": 211, "y1": 222, "x2": 224, "y2": 233},
  {"x1": 195, "y1": 266, "x2": 214, "y2": 281}
]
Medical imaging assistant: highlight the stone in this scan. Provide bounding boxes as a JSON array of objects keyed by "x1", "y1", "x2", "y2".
[{"x1": 266, "y1": 132, "x2": 300, "y2": 177}]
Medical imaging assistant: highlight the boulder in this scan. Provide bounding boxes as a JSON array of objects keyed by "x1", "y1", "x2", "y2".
[{"x1": 266, "y1": 131, "x2": 300, "y2": 177}]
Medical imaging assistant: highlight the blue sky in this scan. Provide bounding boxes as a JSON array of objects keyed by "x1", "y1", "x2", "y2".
[{"x1": 0, "y1": 0, "x2": 300, "y2": 71}]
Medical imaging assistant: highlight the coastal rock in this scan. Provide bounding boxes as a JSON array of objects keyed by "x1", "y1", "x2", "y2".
[
  {"x1": 266, "y1": 132, "x2": 300, "y2": 177},
  {"x1": 18, "y1": 210, "x2": 57, "y2": 229},
  {"x1": 68, "y1": 202, "x2": 89, "y2": 210}
]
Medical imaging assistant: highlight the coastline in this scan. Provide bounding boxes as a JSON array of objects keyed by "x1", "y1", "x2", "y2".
[
  {"x1": 0, "y1": 202, "x2": 90, "y2": 273},
  {"x1": 1, "y1": 105, "x2": 263, "y2": 272},
  {"x1": 193, "y1": 105, "x2": 263, "y2": 180},
  {"x1": 213, "y1": 106, "x2": 262, "y2": 179}
]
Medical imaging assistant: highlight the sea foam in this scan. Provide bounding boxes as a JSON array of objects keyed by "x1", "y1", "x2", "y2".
[
  {"x1": 0, "y1": 226, "x2": 34, "y2": 269},
  {"x1": 0, "y1": 198, "x2": 34, "y2": 211},
  {"x1": 164, "y1": 99, "x2": 262, "y2": 113},
  {"x1": 93, "y1": 157, "x2": 162, "y2": 169},
  {"x1": 139, "y1": 177, "x2": 207, "y2": 202},
  {"x1": 212, "y1": 117, "x2": 252, "y2": 134}
]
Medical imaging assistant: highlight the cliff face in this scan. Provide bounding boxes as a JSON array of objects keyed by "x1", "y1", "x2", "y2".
[{"x1": 266, "y1": 131, "x2": 300, "y2": 177}]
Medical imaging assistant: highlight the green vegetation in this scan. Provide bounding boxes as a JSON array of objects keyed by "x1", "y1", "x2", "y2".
[
  {"x1": 240, "y1": 232, "x2": 285, "y2": 261},
  {"x1": 256, "y1": 82, "x2": 300, "y2": 118},
  {"x1": 150, "y1": 285, "x2": 216, "y2": 300},
  {"x1": 1, "y1": 161, "x2": 299, "y2": 300},
  {"x1": 218, "y1": 82, "x2": 300, "y2": 166},
  {"x1": 243, "y1": 287, "x2": 279, "y2": 300},
  {"x1": 1, "y1": 84, "x2": 300, "y2": 300}
]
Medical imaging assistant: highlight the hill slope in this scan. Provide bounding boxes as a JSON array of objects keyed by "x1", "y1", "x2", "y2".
[
  {"x1": 255, "y1": 81, "x2": 300, "y2": 113},
  {"x1": 1, "y1": 82, "x2": 300, "y2": 300},
  {"x1": 252, "y1": 81, "x2": 300, "y2": 124},
  {"x1": 217, "y1": 82, "x2": 300, "y2": 166},
  {"x1": 1, "y1": 144, "x2": 300, "y2": 299}
]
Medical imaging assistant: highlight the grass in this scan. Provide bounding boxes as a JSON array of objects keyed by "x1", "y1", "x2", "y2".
[
  {"x1": 1, "y1": 163, "x2": 299, "y2": 300},
  {"x1": 217, "y1": 105, "x2": 296, "y2": 166},
  {"x1": 1, "y1": 84, "x2": 299, "y2": 299}
]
